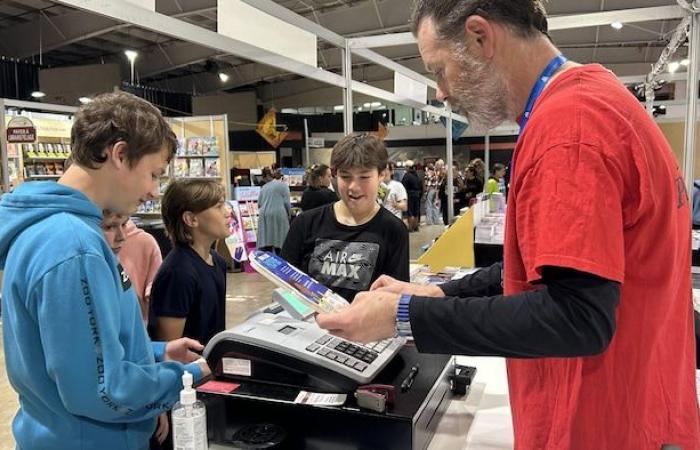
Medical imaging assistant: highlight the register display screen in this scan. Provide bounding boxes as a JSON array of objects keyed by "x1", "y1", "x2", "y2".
[{"x1": 278, "y1": 326, "x2": 297, "y2": 335}]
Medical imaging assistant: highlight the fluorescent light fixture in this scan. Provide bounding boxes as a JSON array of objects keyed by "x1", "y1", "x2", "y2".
[
  {"x1": 333, "y1": 105, "x2": 344, "y2": 111},
  {"x1": 218, "y1": 72, "x2": 230, "y2": 82},
  {"x1": 124, "y1": 50, "x2": 138, "y2": 62},
  {"x1": 659, "y1": 105, "x2": 667, "y2": 110},
  {"x1": 611, "y1": 22, "x2": 623, "y2": 30},
  {"x1": 78, "y1": 97, "x2": 92, "y2": 104},
  {"x1": 668, "y1": 61, "x2": 681, "y2": 73},
  {"x1": 363, "y1": 103, "x2": 371, "y2": 108},
  {"x1": 280, "y1": 108, "x2": 297, "y2": 114},
  {"x1": 681, "y1": 59, "x2": 690, "y2": 67},
  {"x1": 30, "y1": 91, "x2": 46, "y2": 98},
  {"x1": 371, "y1": 102, "x2": 382, "y2": 107}
]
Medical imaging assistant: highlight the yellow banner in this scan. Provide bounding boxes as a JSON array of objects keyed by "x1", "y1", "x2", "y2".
[{"x1": 256, "y1": 108, "x2": 288, "y2": 149}]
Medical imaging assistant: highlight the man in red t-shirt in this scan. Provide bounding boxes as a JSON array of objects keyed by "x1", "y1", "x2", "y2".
[{"x1": 316, "y1": 1, "x2": 700, "y2": 448}]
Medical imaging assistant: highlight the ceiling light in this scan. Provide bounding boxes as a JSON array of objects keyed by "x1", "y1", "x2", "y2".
[
  {"x1": 124, "y1": 50, "x2": 138, "y2": 62},
  {"x1": 30, "y1": 91, "x2": 46, "y2": 98},
  {"x1": 333, "y1": 105, "x2": 344, "y2": 111},
  {"x1": 78, "y1": 97, "x2": 92, "y2": 104},
  {"x1": 218, "y1": 72, "x2": 230, "y2": 82},
  {"x1": 363, "y1": 103, "x2": 371, "y2": 108},
  {"x1": 611, "y1": 22, "x2": 623, "y2": 30},
  {"x1": 681, "y1": 59, "x2": 690, "y2": 67},
  {"x1": 668, "y1": 61, "x2": 681, "y2": 73},
  {"x1": 371, "y1": 102, "x2": 382, "y2": 107}
]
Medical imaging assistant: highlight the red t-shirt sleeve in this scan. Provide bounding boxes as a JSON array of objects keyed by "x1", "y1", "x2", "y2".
[{"x1": 515, "y1": 142, "x2": 625, "y2": 284}]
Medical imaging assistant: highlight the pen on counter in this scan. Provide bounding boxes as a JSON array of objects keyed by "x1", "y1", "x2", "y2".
[{"x1": 400, "y1": 364, "x2": 420, "y2": 393}]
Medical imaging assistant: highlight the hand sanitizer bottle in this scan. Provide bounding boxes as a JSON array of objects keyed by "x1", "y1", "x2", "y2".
[{"x1": 172, "y1": 371, "x2": 208, "y2": 450}]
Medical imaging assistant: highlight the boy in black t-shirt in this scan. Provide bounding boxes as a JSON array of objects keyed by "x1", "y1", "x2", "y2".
[
  {"x1": 282, "y1": 133, "x2": 409, "y2": 302},
  {"x1": 149, "y1": 179, "x2": 230, "y2": 345}
]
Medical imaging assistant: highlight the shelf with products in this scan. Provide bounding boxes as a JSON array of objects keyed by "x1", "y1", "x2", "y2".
[
  {"x1": 133, "y1": 114, "x2": 230, "y2": 220},
  {"x1": 1, "y1": 101, "x2": 76, "y2": 192},
  {"x1": 233, "y1": 186, "x2": 261, "y2": 244}
]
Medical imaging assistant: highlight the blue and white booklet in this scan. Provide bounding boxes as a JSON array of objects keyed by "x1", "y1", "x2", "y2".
[{"x1": 250, "y1": 250, "x2": 350, "y2": 314}]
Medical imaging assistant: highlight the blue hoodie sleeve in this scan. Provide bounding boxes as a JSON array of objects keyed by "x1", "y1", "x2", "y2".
[{"x1": 34, "y1": 252, "x2": 196, "y2": 423}]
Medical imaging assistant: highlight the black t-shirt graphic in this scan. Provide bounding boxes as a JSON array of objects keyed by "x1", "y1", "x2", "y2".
[
  {"x1": 282, "y1": 204, "x2": 409, "y2": 302},
  {"x1": 309, "y1": 239, "x2": 380, "y2": 292},
  {"x1": 148, "y1": 244, "x2": 227, "y2": 345}
]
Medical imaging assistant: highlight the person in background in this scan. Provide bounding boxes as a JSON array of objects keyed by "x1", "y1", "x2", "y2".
[
  {"x1": 316, "y1": 1, "x2": 700, "y2": 448},
  {"x1": 282, "y1": 133, "x2": 409, "y2": 303},
  {"x1": 423, "y1": 163, "x2": 442, "y2": 225},
  {"x1": 300, "y1": 164, "x2": 338, "y2": 211},
  {"x1": 0, "y1": 91, "x2": 208, "y2": 450},
  {"x1": 257, "y1": 169, "x2": 291, "y2": 254},
  {"x1": 149, "y1": 179, "x2": 230, "y2": 346},
  {"x1": 101, "y1": 210, "x2": 169, "y2": 449},
  {"x1": 470, "y1": 158, "x2": 486, "y2": 185},
  {"x1": 463, "y1": 166, "x2": 484, "y2": 206},
  {"x1": 438, "y1": 163, "x2": 464, "y2": 225},
  {"x1": 118, "y1": 219, "x2": 164, "y2": 324},
  {"x1": 401, "y1": 160, "x2": 422, "y2": 232},
  {"x1": 486, "y1": 163, "x2": 507, "y2": 196},
  {"x1": 382, "y1": 163, "x2": 408, "y2": 221}
]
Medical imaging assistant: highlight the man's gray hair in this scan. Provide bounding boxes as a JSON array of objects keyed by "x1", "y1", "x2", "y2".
[{"x1": 411, "y1": 0, "x2": 549, "y2": 41}]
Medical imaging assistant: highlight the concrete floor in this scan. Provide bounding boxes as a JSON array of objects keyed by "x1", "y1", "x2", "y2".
[{"x1": 0, "y1": 224, "x2": 446, "y2": 448}]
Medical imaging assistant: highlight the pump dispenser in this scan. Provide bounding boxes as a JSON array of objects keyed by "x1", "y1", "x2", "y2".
[{"x1": 172, "y1": 371, "x2": 208, "y2": 450}]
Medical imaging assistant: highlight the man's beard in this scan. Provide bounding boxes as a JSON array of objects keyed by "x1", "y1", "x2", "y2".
[{"x1": 448, "y1": 44, "x2": 511, "y2": 132}]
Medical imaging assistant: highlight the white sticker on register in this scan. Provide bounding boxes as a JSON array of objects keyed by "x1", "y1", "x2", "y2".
[
  {"x1": 222, "y1": 357, "x2": 252, "y2": 377},
  {"x1": 294, "y1": 391, "x2": 347, "y2": 407}
]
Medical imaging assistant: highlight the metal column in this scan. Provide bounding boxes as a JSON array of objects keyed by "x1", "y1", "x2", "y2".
[
  {"x1": 684, "y1": 10, "x2": 700, "y2": 197},
  {"x1": 446, "y1": 106, "x2": 455, "y2": 223},
  {"x1": 484, "y1": 132, "x2": 491, "y2": 182},
  {"x1": 303, "y1": 118, "x2": 310, "y2": 167},
  {"x1": 342, "y1": 44, "x2": 354, "y2": 134},
  {"x1": 0, "y1": 99, "x2": 8, "y2": 193}
]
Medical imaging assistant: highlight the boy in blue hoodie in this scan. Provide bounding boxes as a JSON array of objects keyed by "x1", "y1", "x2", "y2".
[{"x1": 0, "y1": 92, "x2": 210, "y2": 450}]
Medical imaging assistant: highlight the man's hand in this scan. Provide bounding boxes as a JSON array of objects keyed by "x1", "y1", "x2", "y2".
[
  {"x1": 164, "y1": 338, "x2": 204, "y2": 364},
  {"x1": 316, "y1": 291, "x2": 400, "y2": 343},
  {"x1": 155, "y1": 413, "x2": 169, "y2": 444},
  {"x1": 370, "y1": 275, "x2": 444, "y2": 297}
]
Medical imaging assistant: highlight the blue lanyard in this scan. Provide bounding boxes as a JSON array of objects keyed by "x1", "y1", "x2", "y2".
[
  {"x1": 518, "y1": 54, "x2": 568, "y2": 134},
  {"x1": 508, "y1": 55, "x2": 568, "y2": 184}
]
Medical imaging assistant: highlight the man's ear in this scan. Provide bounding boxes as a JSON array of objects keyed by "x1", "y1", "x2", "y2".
[
  {"x1": 106, "y1": 141, "x2": 130, "y2": 170},
  {"x1": 465, "y1": 15, "x2": 496, "y2": 59},
  {"x1": 182, "y1": 211, "x2": 197, "y2": 228}
]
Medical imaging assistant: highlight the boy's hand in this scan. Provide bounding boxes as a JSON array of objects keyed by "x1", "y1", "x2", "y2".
[{"x1": 164, "y1": 338, "x2": 204, "y2": 363}]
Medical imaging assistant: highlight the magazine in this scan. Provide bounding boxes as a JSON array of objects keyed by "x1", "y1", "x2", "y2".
[
  {"x1": 202, "y1": 136, "x2": 219, "y2": 156},
  {"x1": 249, "y1": 251, "x2": 350, "y2": 314},
  {"x1": 176, "y1": 138, "x2": 186, "y2": 156},
  {"x1": 174, "y1": 158, "x2": 189, "y2": 177},
  {"x1": 189, "y1": 158, "x2": 204, "y2": 177},
  {"x1": 186, "y1": 137, "x2": 202, "y2": 155},
  {"x1": 205, "y1": 158, "x2": 220, "y2": 177}
]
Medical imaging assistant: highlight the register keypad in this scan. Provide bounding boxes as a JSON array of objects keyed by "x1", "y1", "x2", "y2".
[{"x1": 304, "y1": 335, "x2": 393, "y2": 372}]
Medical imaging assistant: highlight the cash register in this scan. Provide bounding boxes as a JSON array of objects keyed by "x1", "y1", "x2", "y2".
[{"x1": 199, "y1": 252, "x2": 465, "y2": 449}]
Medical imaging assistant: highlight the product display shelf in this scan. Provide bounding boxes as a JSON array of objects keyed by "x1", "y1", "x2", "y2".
[{"x1": 133, "y1": 114, "x2": 231, "y2": 221}]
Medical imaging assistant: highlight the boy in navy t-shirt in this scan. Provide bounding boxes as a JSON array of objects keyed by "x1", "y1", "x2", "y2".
[{"x1": 149, "y1": 179, "x2": 230, "y2": 345}]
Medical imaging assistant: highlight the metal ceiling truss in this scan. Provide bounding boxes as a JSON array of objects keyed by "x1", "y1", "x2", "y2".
[
  {"x1": 50, "y1": 0, "x2": 464, "y2": 125},
  {"x1": 348, "y1": 5, "x2": 688, "y2": 49}
]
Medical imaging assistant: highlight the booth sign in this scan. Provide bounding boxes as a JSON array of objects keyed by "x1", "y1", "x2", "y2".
[{"x1": 6, "y1": 117, "x2": 37, "y2": 143}]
